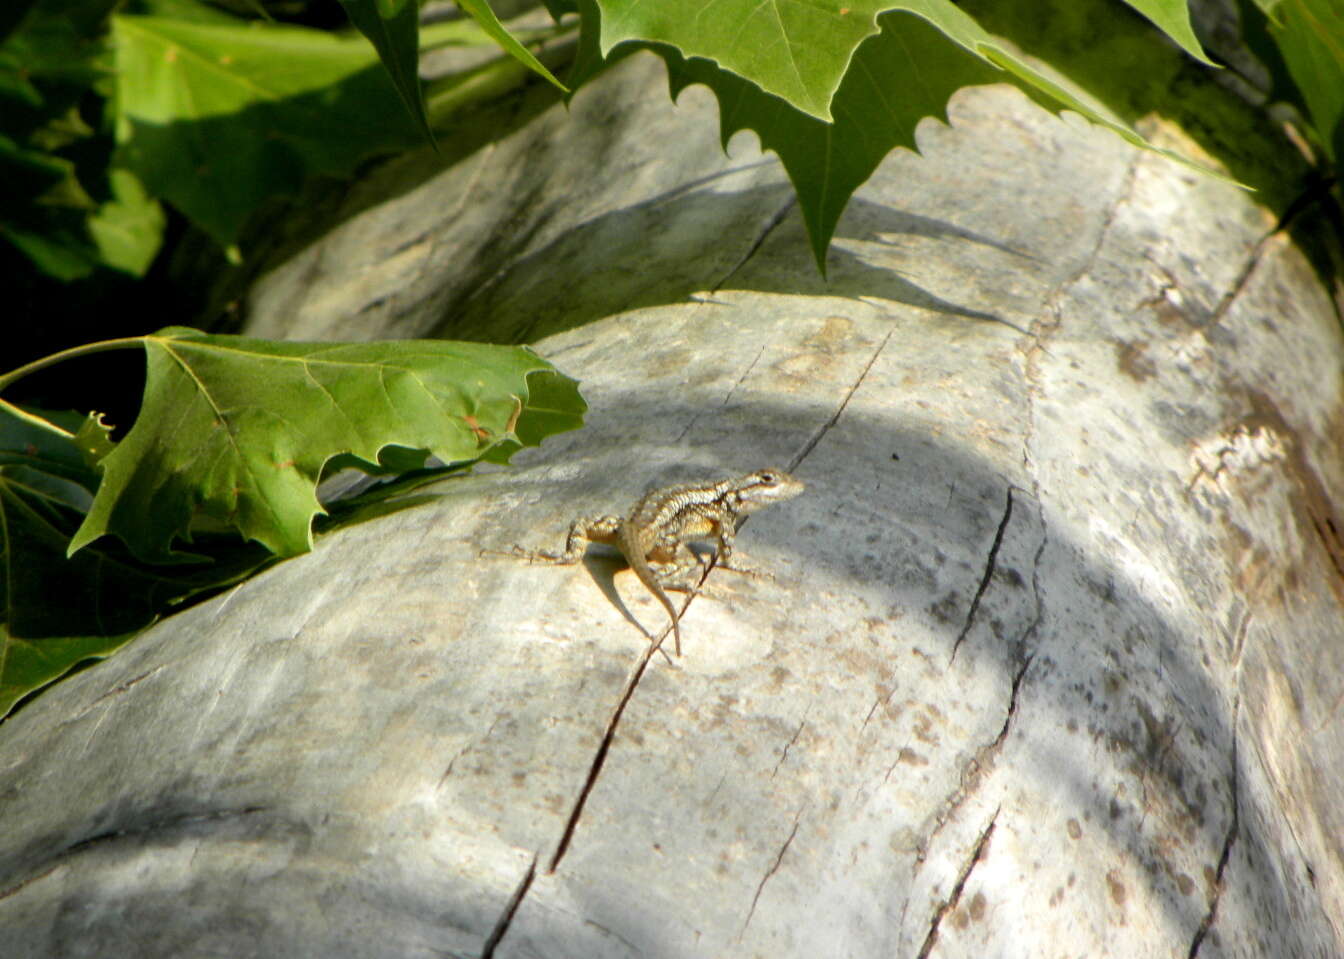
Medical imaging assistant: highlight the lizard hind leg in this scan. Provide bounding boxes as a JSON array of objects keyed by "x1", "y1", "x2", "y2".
[
  {"x1": 558, "y1": 514, "x2": 621, "y2": 562},
  {"x1": 514, "y1": 514, "x2": 622, "y2": 564}
]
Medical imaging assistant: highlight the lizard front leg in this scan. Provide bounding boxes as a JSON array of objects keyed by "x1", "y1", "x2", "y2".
[
  {"x1": 648, "y1": 542, "x2": 751, "y2": 608},
  {"x1": 700, "y1": 507, "x2": 758, "y2": 575},
  {"x1": 646, "y1": 543, "x2": 710, "y2": 591}
]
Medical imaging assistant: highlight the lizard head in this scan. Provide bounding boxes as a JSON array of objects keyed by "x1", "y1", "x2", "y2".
[{"x1": 733, "y1": 468, "x2": 805, "y2": 512}]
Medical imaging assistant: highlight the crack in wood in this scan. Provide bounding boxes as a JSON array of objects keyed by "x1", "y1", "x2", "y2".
[
  {"x1": 546, "y1": 615, "x2": 678, "y2": 873},
  {"x1": 481, "y1": 854, "x2": 537, "y2": 958},
  {"x1": 582, "y1": 916, "x2": 644, "y2": 955},
  {"x1": 548, "y1": 468, "x2": 798, "y2": 872},
  {"x1": 0, "y1": 863, "x2": 60, "y2": 904},
  {"x1": 739, "y1": 809, "x2": 803, "y2": 939},
  {"x1": 990, "y1": 653, "x2": 1034, "y2": 753},
  {"x1": 950, "y1": 487, "x2": 1014, "y2": 663},
  {"x1": 914, "y1": 499, "x2": 1042, "y2": 864},
  {"x1": 771, "y1": 716, "x2": 807, "y2": 780},
  {"x1": 1207, "y1": 228, "x2": 1274, "y2": 329},
  {"x1": 60, "y1": 804, "x2": 273, "y2": 857},
  {"x1": 712, "y1": 194, "x2": 797, "y2": 292},
  {"x1": 860, "y1": 691, "x2": 887, "y2": 735},
  {"x1": 1021, "y1": 151, "x2": 1141, "y2": 416},
  {"x1": 71, "y1": 665, "x2": 167, "y2": 720},
  {"x1": 916, "y1": 808, "x2": 999, "y2": 959},
  {"x1": 547, "y1": 560, "x2": 711, "y2": 874},
  {"x1": 675, "y1": 343, "x2": 768, "y2": 445},
  {"x1": 789, "y1": 327, "x2": 894, "y2": 472},
  {"x1": 915, "y1": 653, "x2": 1031, "y2": 865},
  {"x1": 1187, "y1": 699, "x2": 1240, "y2": 958}
]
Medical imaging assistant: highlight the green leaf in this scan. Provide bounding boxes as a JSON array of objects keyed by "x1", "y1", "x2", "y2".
[
  {"x1": 0, "y1": 404, "x2": 99, "y2": 491},
  {"x1": 334, "y1": 0, "x2": 436, "y2": 146},
  {"x1": 664, "y1": 5, "x2": 1225, "y2": 269},
  {"x1": 1260, "y1": 0, "x2": 1344, "y2": 162},
  {"x1": 111, "y1": 14, "x2": 423, "y2": 248},
  {"x1": 945, "y1": 4, "x2": 1215, "y2": 136},
  {"x1": 1, "y1": 222, "x2": 99, "y2": 280},
  {"x1": 0, "y1": 1, "x2": 163, "y2": 278},
  {"x1": 418, "y1": 17, "x2": 507, "y2": 50},
  {"x1": 69, "y1": 329, "x2": 585, "y2": 561},
  {"x1": 660, "y1": 15, "x2": 973, "y2": 271},
  {"x1": 1235, "y1": 0, "x2": 1319, "y2": 165},
  {"x1": 0, "y1": 6, "x2": 110, "y2": 110},
  {"x1": 598, "y1": 0, "x2": 880, "y2": 121},
  {"x1": 1, "y1": 64, "x2": 109, "y2": 297},
  {"x1": 0, "y1": 0, "x2": 43, "y2": 45},
  {"x1": 454, "y1": 0, "x2": 568, "y2": 92},
  {"x1": 505, "y1": 367, "x2": 591, "y2": 450},
  {"x1": 323, "y1": 444, "x2": 433, "y2": 478},
  {"x1": 597, "y1": 0, "x2": 1216, "y2": 124},
  {"x1": 86, "y1": 167, "x2": 165, "y2": 276},
  {"x1": 551, "y1": 0, "x2": 630, "y2": 95},
  {"x1": 0, "y1": 132, "x2": 87, "y2": 200},
  {"x1": 317, "y1": 459, "x2": 472, "y2": 529},
  {"x1": 1, "y1": 466, "x2": 153, "y2": 637},
  {"x1": 74, "y1": 410, "x2": 115, "y2": 468},
  {"x1": 0, "y1": 624, "x2": 139, "y2": 720},
  {"x1": 0, "y1": 400, "x2": 277, "y2": 719},
  {"x1": 1118, "y1": 0, "x2": 1215, "y2": 65},
  {"x1": 121, "y1": 0, "x2": 243, "y2": 24}
]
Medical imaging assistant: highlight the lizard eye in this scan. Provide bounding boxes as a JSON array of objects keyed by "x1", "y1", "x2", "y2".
[{"x1": 759, "y1": 471, "x2": 777, "y2": 483}]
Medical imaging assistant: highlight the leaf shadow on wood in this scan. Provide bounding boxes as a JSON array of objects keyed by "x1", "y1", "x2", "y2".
[{"x1": 429, "y1": 177, "x2": 1034, "y2": 345}]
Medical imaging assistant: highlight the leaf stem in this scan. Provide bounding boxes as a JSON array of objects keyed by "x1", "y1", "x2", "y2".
[
  {"x1": 0, "y1": 396, "x2": 76, "y2": 438},
  {"x1": 0, "y1": 336, "x2": 146, "y2": 394}
]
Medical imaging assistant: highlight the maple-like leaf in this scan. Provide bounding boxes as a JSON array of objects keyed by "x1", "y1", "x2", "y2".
[{"x1": 68, "y1": 329, "x2": 584, "y2": 560}]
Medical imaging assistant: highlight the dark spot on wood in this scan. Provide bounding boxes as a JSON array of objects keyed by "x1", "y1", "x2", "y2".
[
  {"x1": 1106, "y1": 869, "x2": 1126, "y2": 906},
  {"x1": 968, "y1": 891, "x2": 986, "y2": 921},
  {"x1": 898, "y1": 747, "x2": 928, "y2": 766},
  {"x1": 1115, "y1": 339, "x2": 1156, "y2": 381}
]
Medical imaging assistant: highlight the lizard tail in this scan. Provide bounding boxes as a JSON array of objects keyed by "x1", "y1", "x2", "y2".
[{"x1": 618, "y1": 525, "x2": 684, "y2": 657}]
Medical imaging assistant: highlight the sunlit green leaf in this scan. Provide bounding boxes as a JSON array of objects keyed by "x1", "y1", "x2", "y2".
[
  {"x1": 69, "y1": 329, "x2": 585, "y2": 560},
  {"x1": 667, "y1": 4, "x2": 1228, "y2": 268},
  {"x1": 454, "y1": 0, "x2": 567, "y2": 92},
  {"x1": 111, "y1": 14, "x2": 422, "y2": 247},
  {"x1": 597, "y1": 0, "x2": 1214, "y2": 124},
  {"x1": 86, "y1": 167, "x2": 165, "y2": 276},
  {"x1": 598, "y1": 0, "x2": 878, "y2": 121}
]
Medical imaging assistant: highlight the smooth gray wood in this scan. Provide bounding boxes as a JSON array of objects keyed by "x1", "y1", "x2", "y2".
[{"x1": 3, "y1": 43, "x2": 1341, "y2": 959}]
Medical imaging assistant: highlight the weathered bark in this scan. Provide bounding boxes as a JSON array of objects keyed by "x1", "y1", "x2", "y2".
[{"x1": 2, "y1": 37, "x2": 1342, "y2": 959}]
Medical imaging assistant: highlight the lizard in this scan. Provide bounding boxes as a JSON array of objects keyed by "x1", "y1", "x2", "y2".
[{"x1": 510, "y1": 468, "x2": 805, "y2": 656}]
